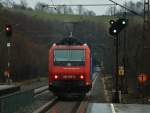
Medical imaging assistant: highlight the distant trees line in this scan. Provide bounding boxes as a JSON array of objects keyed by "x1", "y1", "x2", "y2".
[
  {"x1": 0, "y1": 0, "x2": 96, "y2": 16},
  {"x1": 35, "y1": 2, "x2": 96, "y2": 16},
  {"x1": 106, "y1": 0, "x2": 143, "y2": 15}
]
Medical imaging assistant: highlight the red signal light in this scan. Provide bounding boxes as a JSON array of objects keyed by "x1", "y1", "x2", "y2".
[
  {"x1": 5, "y1": 25, "x2": 12, "y2": 37},
  {"x1": 6, "y1": 27, "x2": 10, "y2": 31},
  {"x1": 137, "y1": 73, "x2": 148, "y2": 83}
]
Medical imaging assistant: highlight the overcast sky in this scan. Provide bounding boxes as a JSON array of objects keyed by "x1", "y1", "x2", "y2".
[{"x1": 14, "y1": 0, "x2": 141, "y2": 15}]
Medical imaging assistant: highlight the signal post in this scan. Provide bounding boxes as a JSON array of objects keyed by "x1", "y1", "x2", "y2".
[
  {"x1": 109, "y1": 18, "x2": 128, "y2": 103},
  {"x1": 5, "y1": 24, "x2": 12, "y2": 84}
]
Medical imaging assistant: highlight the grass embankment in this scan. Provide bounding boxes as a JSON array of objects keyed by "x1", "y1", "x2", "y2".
[{"x1": 10, "y1": 8, "x2": 112, "y2": 24}]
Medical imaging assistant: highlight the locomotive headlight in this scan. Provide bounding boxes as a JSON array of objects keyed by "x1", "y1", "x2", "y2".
[
  {"x1": 86, "y1": 82, "x2": 90, "y2": 85},
  {"x1": 83, "y1": 43, "x2": 87, "y2": 46},
  {"x1": 80, "y1": 75, "x2": 84, "y2": 79},
  {"x1": 54, "y1": 75, "x2": 58, "y2": 79},
  {"x1": 53, "y1": 43, "x2": 56, "y2": 46}
]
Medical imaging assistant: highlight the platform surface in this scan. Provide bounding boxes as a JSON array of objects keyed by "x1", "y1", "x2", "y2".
[
  {"x1": 0, "y1": 85, "x2": 17, "y2": 90},
  {"x1": 0, "y1": 85, "x2": 20, "y2": 96},
  {"x1": 87, "y1": 103, "x2": 150, "y2": 113}
]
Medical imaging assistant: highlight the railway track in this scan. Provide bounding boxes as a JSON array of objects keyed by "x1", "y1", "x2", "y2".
[
  {"x1": 32, "y1": 75, "x2": 94, "y2": 113},
  {"x1": 33, "y1": 97, "x2": 58, "y2": 113},
  {"x1": 33, "y1": 98, "x2": 83, "y2": 113},
  {"x1": 33, "y1": 91, "x2": 91, "y2": 113},
  {"x1": 34, "y1": 85, "x2": 49, "y2": 97}
]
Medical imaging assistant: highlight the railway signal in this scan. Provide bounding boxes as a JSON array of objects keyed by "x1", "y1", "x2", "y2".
[
  {"x1": 109, "y1": 18, "x2": 128, "y2": 103},
  {"x1": 117, "y1": 18, "x2": 128, "y2": 30},
  {"x1": 5, "y1": 25, "x2": 12, "y2": 37},
  {"x1": 138, "y1": 73, "x2": 148, "y2": 84},
  {"x1": 109, "y1": 18, "x2": 128, "y2": 36},
  {"x1": 109, "y1": 23, "x2": 118, "y2": 36},
  {"x1": 109, "y1": 20, "x2": 115, "y2": 25},
  {"x1": 5, "y1": 24, "x2": 13, "y2": 84},
  {"x1": 137, "y1": 73, "x2": 148, "y2": 103}
]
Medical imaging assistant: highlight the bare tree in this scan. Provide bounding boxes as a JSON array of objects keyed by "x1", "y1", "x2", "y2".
[
  {"x1": 35, "y1": 2, "x2": 56, "y2": 13},
  {"x1": 63, "y1": 5, "x2": 67, "y2": 14},
  {"x1": 106, "y1": 1, "x2": 143, "y2": 15},
  {"x1": 127, "y1": 1, "x2": 136, "y2": 11},
  {"x1": 55, "y1": 6, "x2": 61, "y2": 14},
  {"x1": 136, "y1": 1, "x2": 143, "y2": 13},
  {"x1": 67, "y1": 7, "x2": 74, "y2": 15},
  {"x1": 20, "y1": 0, "x2": 28, "y2": 9},
  {"x1": 0, "y1": 1, "x2": 3, "y2": 9},
  {"x1": 35, "y1": 2, "x2": 45, "y2": 11},
  {"x1": 77, "y1": 5, "x2": 84, "y2": 15},
  {"x1": 2, "y1": 0, "x2": 13, "y2": 8},
  {"x1": 49, "y1": 7, "x2": 57, "y2": 14},
  {"x1": 86, "y1": 10, "x2": 96, "y2": 16}
]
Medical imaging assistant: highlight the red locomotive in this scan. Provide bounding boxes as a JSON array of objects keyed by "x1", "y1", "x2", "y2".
[{"x1": 48, "y1": 38, "x2": 93, "y2": 97}]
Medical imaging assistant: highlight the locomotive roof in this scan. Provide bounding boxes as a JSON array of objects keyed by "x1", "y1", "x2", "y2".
[
  {"x1": 56, "y1": 37, "x2": 84, "y2": 45},
  {"x1": 51, "y1": 44, "x2": 89, "y2": 49}
]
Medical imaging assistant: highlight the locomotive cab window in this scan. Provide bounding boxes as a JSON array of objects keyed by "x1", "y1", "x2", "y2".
[{"x1": 54, "y1": 49, "x2": 85, "y2": 66}]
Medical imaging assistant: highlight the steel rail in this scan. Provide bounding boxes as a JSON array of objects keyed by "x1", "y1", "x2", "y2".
[
  {"x1": 34, "y1": 85, "x2": 49, "y2": 96},
  {"x1": 32, "y1": 97, "x2": 58, "y2": 113}
]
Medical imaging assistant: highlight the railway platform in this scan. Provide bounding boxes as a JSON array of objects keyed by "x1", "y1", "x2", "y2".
[
  {"x1": 0, "y1": 85, "x2": 20, "y2": 96},
  {"x1": 86, "y1": 103, "x2": 150, "y2": 113}
]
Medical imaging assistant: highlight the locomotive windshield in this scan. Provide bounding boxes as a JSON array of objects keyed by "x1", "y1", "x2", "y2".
[{"x1": 54, "y1": 49, "x2": 85, "y2": 66}]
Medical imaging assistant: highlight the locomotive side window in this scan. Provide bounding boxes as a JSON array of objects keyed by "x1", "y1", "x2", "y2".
[{"x1": 54, "y1": 49, "x2": 85, "y2": 66}]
